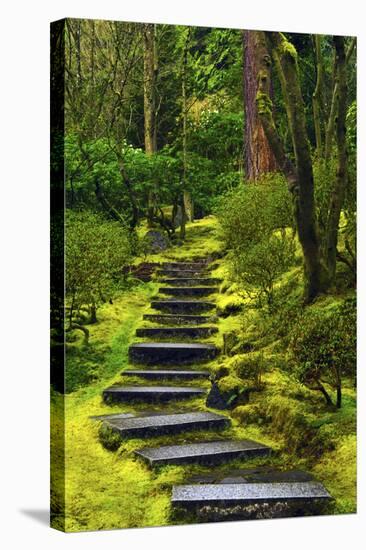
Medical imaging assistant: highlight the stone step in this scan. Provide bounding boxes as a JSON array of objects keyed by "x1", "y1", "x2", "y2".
[
  {"x1": 161, "y1": 278, "x2": 221, "y2": 287},
  {"x1": 159, "y1": 287, "x2": 218, "y2": 297},
  {"x1": 135, "y1": 439, "x2": 271, "y2": 467},
  {"x1": 103, "y1": 385, "x2": 206, "y2": 403},
  {"x1": 171, "y1": 481, "x2": 331, "y2": 512},
  {"x1": 129, "y1": 342, "x2": 218, "y2": 365},
  {"x1": 135, "y1": 326, "x2": 218, "y2": 339},
  {"x1": 151, "y1": 300, "x2": 215, "y2": 314},
  {"x1": 102, "y1": 411, "x2": 231, "y2": 438},
  {"x1": 122, "y1": 369, "x2": 211, "y2": 380},
  {"x1": 158, "y1": 269, "x2": 207, "y2": 278},
  {"x1": 143, "y1": 314, "x2": 217, "y2": 325},
  {"x1": 162, "y1": 262, "x2": 209, "y2": 270}
]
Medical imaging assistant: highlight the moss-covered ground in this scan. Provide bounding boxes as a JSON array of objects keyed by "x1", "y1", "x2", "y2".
[{"x1": 52, "y1": 216, "x2": 356, "y2": 532}]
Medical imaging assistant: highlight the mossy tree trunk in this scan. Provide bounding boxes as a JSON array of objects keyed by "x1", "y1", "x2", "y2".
[
  {"x1": 312, "y1": 35, "x2": 324, "y2": 158},
  {"x1": 324, "y1": 37, "x2": 356, "y2": 162},
  {"x1": 143, "y1": 23, "x2": 158, "y2": 227},
  {"x1": 326, "y1": 36, "x2": 348, "y2": 281},
  {"x1": 179, "y1": 29, "x2": 190, "y2": 240},
  {"x1": 256, "y1": 31, "x2": 330, "y2": 302},
  {"x1": 244, "y1": 30, "x2": 277, "y2": 180}
]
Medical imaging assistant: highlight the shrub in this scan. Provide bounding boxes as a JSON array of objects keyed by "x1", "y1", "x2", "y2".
[
  {"x1": 232, "y1": 233, "x2": 296, "y2": 308},
  {"x1": 216, "y1": 173, "x2": 293, "y2": 251},
  {"x1": 216, "y1": 175, "x2": 295, "y2": 307},
  {"x1": 233, "y1": 352, "x2": 265, "y2": 389},
  {"x1": 289, "y1": 297, "x2": 356, "y2": 408},
  {"x1": 66, "y1": 210, "x2": 133, "y2": 328}
]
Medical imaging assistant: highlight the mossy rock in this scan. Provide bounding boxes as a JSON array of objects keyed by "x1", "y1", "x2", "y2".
[
  {"x1": 207, "y1": 376, "x2": 251, "y2": 410},
  {"x1": 99, "y1": 424, "x2": 122, "y2": 452}
]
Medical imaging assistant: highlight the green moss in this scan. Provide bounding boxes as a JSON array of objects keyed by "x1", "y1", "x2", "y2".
[
  {"x1": 217, "y1": 374, "x2": 244, "y2": 394},
  {"x1": 256, "y1": 90, "x2": 273, "y2": 115},
  {"x1": 279, "y1": 33, "x2": 298, "y2": 60},
  {"x1": 216, "y1": 293, "x2": 245, "y2": 317}
]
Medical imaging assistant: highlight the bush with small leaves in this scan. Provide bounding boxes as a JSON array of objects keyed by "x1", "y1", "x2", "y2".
[
  {"x1": 289, "y1": 297, "x2": 356, "y2": 408},
  {"x1": 66, "y1": 210, "x2": 133, "y2": 328}
]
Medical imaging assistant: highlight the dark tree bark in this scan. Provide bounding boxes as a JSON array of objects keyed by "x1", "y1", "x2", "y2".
[
  {"x1": 324, "y1": 37, "x2": 356, "y2": 161},
  {"x1": 256, "y1": 31, "x2": 330, "y2": 302},
  {"x1": 244, "y1": 30, "x2": 277, "y2": 180},
  {"x1": 143, "y1": 23, "x2": 157, "y2": 154},
  {"x1": 143, "y1": 24, "x2": 157, "y2": 226},
  {"x1": 326, "y1": 36, "x2": 348, "y2": 280},
  {"x1": 179, "y1": 29, "x2": 190, "y2": 239},
  {"x1": 312, "y1": 34, "x2": 324, "y2": 157}
]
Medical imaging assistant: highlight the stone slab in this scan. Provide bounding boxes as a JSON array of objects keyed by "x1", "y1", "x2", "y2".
[
  {"x1": 103, "y1": 385, "x2": 206, "y2": 403},
  {"x1": 162, "y1": 262, "x2": 209, "y2": 270},
  {"x1": 122, "y1": 369, "x2": 211, "y2": 380},
  {"x1": 161, "y1": 278, "x2": 221, "y2": 287},
  {"x1": 129, "y1": 342, "x2": 218, "y2": 364},
  {"x1": 135, "y1": 326, "x2": 218, "y2": 339},
  {"x1": 171, "y1": 482, "x2": 331, "y2": 505},
  {"x1": 90, "y1": 412, "x2": 135, "y2": 421},
  {"x1": 159, "y1": 287, "x2": 218, "y2": 297},
  {"x1": 143, "y1": 314, "x2": 217, "y2": 325},
  {"x1": 135, "y1": 439, "x2": 271, "y2": 466},
  {"x1": 103, "y1": 411, "x2": 231, "y2": 438},
  {"x1": 158, "y1": 270, "x2": 207, "y2": 278},
  {"x1": 151, "y1": 300, "x2": 215, "y2": 314}
]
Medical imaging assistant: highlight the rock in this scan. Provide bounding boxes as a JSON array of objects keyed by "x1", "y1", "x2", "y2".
[
  {"x1": 206, "y1": 381, "x2": 250, "y2": 410},
  {"x1": 144, "y1": 230, "x2": 170, "y2": 253},
  {"x1": 206, "y1": 382, "x2": 230, "y2": 410}
]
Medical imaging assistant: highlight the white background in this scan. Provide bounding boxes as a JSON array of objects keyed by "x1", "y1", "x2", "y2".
[{"x1": 0, "y1": 0, "x2": 364, "y2": 548}]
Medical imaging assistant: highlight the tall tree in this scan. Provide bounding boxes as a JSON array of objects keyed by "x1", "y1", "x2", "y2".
[
  {"x1": 143, "y1": 23, "x2": 157, "y2": 155},
  {"x1": 325, "y1": 36, "x2": 348, "y2": 279},
  {"x1": 143, "y1": 23, "x2": 158, "y2": 225},
  {"x1": 244, "y1": 30, "x2": 277, "y2": 180},
  {"x1": 312, "y1": 34, "x2": 324, "y2": 158},
  {"x1": 255, "y1": 31, "x2": 354, "y2": 301},
  {"x1": 179, "y1": 27, "x2": 191, "y2": 239},
  {"x1": 255, "y1": 31, "x2": 329, "y2": 301}
]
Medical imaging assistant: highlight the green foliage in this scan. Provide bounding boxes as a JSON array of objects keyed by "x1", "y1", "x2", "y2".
[
  {"x1": 216, "y1": 174, "x2": 293, "y2": 250},
  {"x1": 188, "y1": 110, "x2": 243, "y2": 173},
  {"x1": 289, "y1": 297, "x2": 356, "y2": 406},
  {"x1": 65, "y1": 135, "x2": 181, "y2": 215},
  {"x1": 216, "y1": 175, "x2": 295, "y2": 306},
  {"x1": 232, "y1": 234, "x2": 296, "y2": 307},
  {"x1": 231, "y1": 352, "x2": 265, "y2": 389},
  {"x1": 65, "y1": 210, "x2": 133, "y2": 324}
]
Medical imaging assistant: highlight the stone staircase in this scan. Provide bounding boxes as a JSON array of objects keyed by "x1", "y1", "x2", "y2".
[{"x1": 95, "y1": 257, "x2": 331, "y2": 522}]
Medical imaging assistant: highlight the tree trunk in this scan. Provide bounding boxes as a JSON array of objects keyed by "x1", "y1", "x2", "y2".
[
  {"x1": 143, "y1": 24, "x2": 157, "y2": 227},
  {"x1": 90, "y1": 303, "x2": 97, "y2": 324},
  {"x1": 244, "y1": 31, "x2": 277, "y2": 180},
  {"x1": 324, "y1": 37, "x2": 356, "y2": 161},
  {"x1": 180, "y1": 30, "x2": 190, "y2": 238},
  {"x1": 312, "y1": 35, "x2": 323, "y2": 158},
  {"x1": 256, "y1": 31, "x2": 330, "y2": 302},
  {"x1": 326, "y1": 36, "x2": 348, "y2": 281},
  {"x1": 143, "y1": 24, "x2": 156, "y2": 155}
]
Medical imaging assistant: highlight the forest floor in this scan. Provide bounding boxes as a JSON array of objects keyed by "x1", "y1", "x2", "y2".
[{"x1": 51, "y1": 216, "x2": 356, "y2": 532}]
